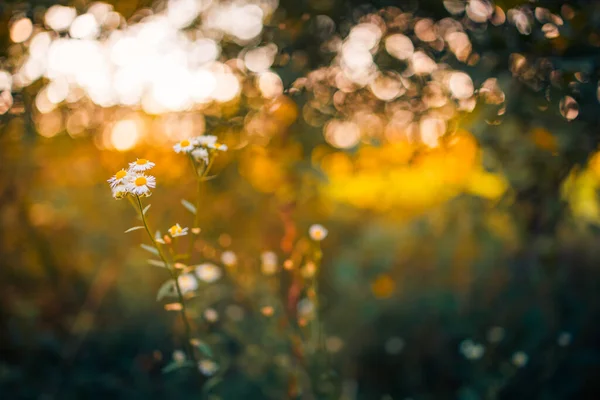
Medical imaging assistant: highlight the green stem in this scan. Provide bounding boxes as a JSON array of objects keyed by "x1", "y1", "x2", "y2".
[
  {"x1": 187, "y1": 156, "x2": 215, "y2": 262},
  {"x1": 134, "y1": 195, "x2": 197, "y2": 365},
  {"x1": 314, "y1": 242, "x2": 324, "y2": 354}
]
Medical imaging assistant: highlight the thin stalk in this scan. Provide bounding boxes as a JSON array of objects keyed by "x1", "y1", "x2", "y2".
[
  {"x1": 134, "y1": 195, "x2": 197, "y2": 365},
  {"x1": 187, "y1": 156, "x2": 215, "y2": 262},
  {"x1": 313, "y1": 242, "x2": 324, "y2": 355}
]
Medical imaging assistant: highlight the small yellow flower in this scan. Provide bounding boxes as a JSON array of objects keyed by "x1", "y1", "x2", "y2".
[
  {"x1": 168, "y1": 223, "x2": 189, "y2": 237},
  {"x1": 128, "y1": 158, "x2": 155, "y2": 172},
  {"x1": 309, "y1": 224, "x2": 328, "y2": 241}
]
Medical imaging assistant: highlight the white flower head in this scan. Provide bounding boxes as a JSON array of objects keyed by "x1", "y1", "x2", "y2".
[
  {"x1": 192, "y1": 135, "x2": 218, "y2": 147},
  {"x1": 195, "y1": 263, "x2": 222, "y2": 283},
  {"x1": 459, "y1": 339, "x2": 486, "y2": 360},
  {"x1": 204, "y1": 308, "x2": 219, "y2": 322},
  {"x1": 128, "y1": 158, "x2": 155, "y2": 172},
  {"x1": 297, "y1": 298, "x2": 315, "y2": 318},
  {"x1": 108, "y1": 168, "x2": 132, "y2": 188},
  {"x1": 168, "y1": 223, "x2": 188, "y2": 237},
  {"x1": 173, "y1": 138, "x2": 195, "y2": 153},
  {"x1": 173, "y1": 350, "x2": 186, "y2": 364},
  {"x1": 512, "y1": 351, "x2": 528, "y2": 368},
  {"x1": 111, "y1": 184, "x2": 129, "y2": 199},
  {"x1": 198, "y1": 359, "x2": 218, "y2": 376},
  {"x1": 209, "y1": 142, "x2": 228, "y2": 152},
  {"x1": 191, "y1": 147, "x2": 209, "y2": 165},
  {"x1": 178, "y1": 273, "x2": 198, "y2": 294},
  {"x1": 309, "y1": 224, "x2": 328, "y2": 241},
  {"x1": 261, "y1": 251, "x2": 278, "y2": 275},
  {"x1": 193, "y1": 135, "x2": 227, "y2": 152},
  {"x1": 221, "y1": 250, "x2": 237, "y2": 267},
  {"x1": 126, "y1": 173, "x2": 156, "y2": 196}
]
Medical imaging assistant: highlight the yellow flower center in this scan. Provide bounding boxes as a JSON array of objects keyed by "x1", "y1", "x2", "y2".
[
  {"x1": 136, "y1": 159, "x2": 148, "y2": 165},
  {"x1": 135, "y1": 176, "x2": 147, "y2": 186},
  {"x1": 180, "y1": 139, "x2": 190, "y2": 147},
  {"x1": 169, "y1": 225, "x2": 182, "y2": 235},
  {"x1": 115, "y1": 170, "x2": 127, "y2": 179}
]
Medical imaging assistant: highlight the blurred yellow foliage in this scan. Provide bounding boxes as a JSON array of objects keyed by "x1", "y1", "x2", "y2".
[
  {"x1": 561, "y1": 152, "x2": 600, "y2": 224},
  {"x1": 240, "y1": 143, "x2": 302, "y2": 194},
  {"x1": 323, "y1": 131, "x2": 508, "y2": 214}
]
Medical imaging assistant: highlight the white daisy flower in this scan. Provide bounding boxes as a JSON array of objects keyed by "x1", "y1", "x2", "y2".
[
  {"x1": 211, "y1": 143, "x2": 228, "y2": 151},
  {"x1": 168, "y1": 223, "x2": 189, "y2": 238},
  {"x1": 128, "y1": 158, "x2": 155, "y2": 172},
  {"x1": 261, "y1": 251, "x2": 278, "y2": 275},
  {"x1": 192, "y1": 135, "x2": 218, "y2": 147},
  {"x1": 173, "y1": 139, "x2": 194, "y2": 153},
  {"x1": 127, "y1": 173, "x2": 156, "y2": 196},
  {"x1": 512, "y1": 351, "x2": 528, "y2": 368},
  {"x1": 111, "y1": 184, "x2": 129, "y2": 199},
  {"x1": 172, "y1": 350, "x2": 186, "y2": 364},
  {"x1": 198, "y1": 359, "x2": 218, "y2": 376},
  {"x1": 107, "y1": 168, "x2": 132, "y2": 188},
  {"x1": 177, "y1": 273, "x2": 198, "y2": 294},
  {"x1": 309, "y1": 224, "x2": 328, "y2": 241},
  {"x1": 204, "y1": 308, "x2": 219, "y2": 322},
  {"x1": 221, "y1": 250, "x2": 237, "y2": 267},
  {"x1": 191, "y1": 148, "x2": 209, "y2": 165},
  {"x1": 195, "y1": 263, "x2": 222, "y2": 283}
]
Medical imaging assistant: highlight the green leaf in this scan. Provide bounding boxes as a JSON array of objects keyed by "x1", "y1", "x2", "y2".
[
  {"x1": 181, "y1": 199, "x2": 197, "y2": 215},
  {"x1": 191, "y1": 339, "x2": 213, "y2": 358},
  {"x1": 147, "y1": 259, "x2": 166, "y2": 268},
  {"x1": 125, "y1": 226, "x2": 145, "y2": 233},
  {"x1": 143, "y1": 204, "x2": 151, "y2": 215},
  {"x1": 161, "y1": 360, "x2": 194, "y2": 374},
  {"x1": 156, "y1": 279, "x2": 176, "y2": 301},
  {"x1": 140, "y1": 244, "x2": 159, "y2": 255}
]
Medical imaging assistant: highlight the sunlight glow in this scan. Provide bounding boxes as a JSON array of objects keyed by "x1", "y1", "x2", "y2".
[{"x1": 110, "y1": 119, "x2": 140, "y2": 151}]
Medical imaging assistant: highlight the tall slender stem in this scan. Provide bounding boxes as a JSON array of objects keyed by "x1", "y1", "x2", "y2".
[
  {"x1": 187, "y1": 157, "x2": 215, "y2": 262},
  {"x1": 134, "y1": 195, "x2": 197, "y2": 364}
]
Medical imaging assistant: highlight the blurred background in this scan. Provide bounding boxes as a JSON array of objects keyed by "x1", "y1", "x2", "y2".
[{"x1": 2, "y1": 0, "x2": 600, "y2": 398}]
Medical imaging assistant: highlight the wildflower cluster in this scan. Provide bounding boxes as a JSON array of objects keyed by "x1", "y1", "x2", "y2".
[
  {"x1": 173, "y1": 135, "x2": 227, "y2": 165},
  {"x1": 107, "y1": 158, "x2": 156, "y2": 199},
  {"x1": 105, "y1": 141, "x2": 341, "y2": 396}
]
